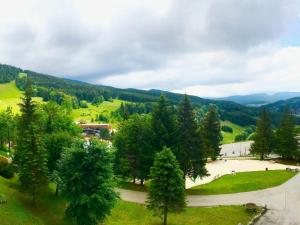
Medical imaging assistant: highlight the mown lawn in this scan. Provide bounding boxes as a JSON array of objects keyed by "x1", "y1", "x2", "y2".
[
  {"x1": 0, "y1": 177, "x2": 258, "y2": 225},
  {"x1": 221, "y1": 121, "x2": 246, "y2": 144},
  {"x1": 187, "y1": 170, "x2": 297, "y2": 195}
]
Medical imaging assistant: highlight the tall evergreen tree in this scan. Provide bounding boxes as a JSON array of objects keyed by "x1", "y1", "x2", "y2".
[
  {"x1": 176, "y1": 95, "x2": 207, "y2": 181},
  {"x1": 59, "y1": 140, "x2": 118, "y2": 225},
  {"x1": 14, "y1": 79, "x2": 48, "y2": 205},
  {"x1": 250, "y1": 108, "x2": 274, "y2": 160},
  {"x1": 114, "y1": 114, "x2": 154, "y2": 184},
  {"x1": 151, "y1": 95, "x2": 176, "y2": 151},
  {"x1": 275, "y1": 108, "x2": 299, "y2": 160},
  {"x1": 200, "y1": 105, "x2": 222, "y2": 160},
  {"x1": 147, "y1": 147, "x2": 186, "y2": 225}
]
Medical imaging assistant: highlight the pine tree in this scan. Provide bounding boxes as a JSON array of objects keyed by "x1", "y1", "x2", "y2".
[
  {"x1": 200, "y1": 105, "x2": 222, "y2": 160},
  {"x1": 275, "y1": 108, "x2": 299, "y2": 160},
  {"x1": 147, "y1": 147, "x2": 186, "y2": 225},
  {"x1": 59, "y1": 140, "x2": 118, "y2": 225},
  {"x1": 151, "y1": 95, "x2": 176, "y2": 151},
  {"x1": 250, "y1": 108, "x2": 274, "y2": 160},
  {"x1": 114, "y1": 114, "x2": 154, "y2": 184},
  {"x1": 176, "y1": 95, "x2": 207, "y2": 181},
  {"x1": 15, "y1": 79, "x2": 48, "y2": 205}
]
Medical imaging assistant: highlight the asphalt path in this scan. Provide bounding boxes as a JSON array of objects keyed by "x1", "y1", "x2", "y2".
[{"x1": 119, "y1": 173, "x2": 300, "y2": 225}]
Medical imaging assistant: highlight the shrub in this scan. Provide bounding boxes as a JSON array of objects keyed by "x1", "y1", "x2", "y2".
[
  {"x1": 0, "y1": 157, "x2": 14, "y2": 179},
  {"x1": 221, "y1": 125, "x2": 233, "y2": 133}
]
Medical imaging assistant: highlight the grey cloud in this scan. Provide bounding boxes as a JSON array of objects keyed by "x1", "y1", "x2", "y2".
[{"x1": 0, "y1": 0, "x2": 299, "y2": 91}]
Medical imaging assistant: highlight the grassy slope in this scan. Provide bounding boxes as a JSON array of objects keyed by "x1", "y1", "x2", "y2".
[
  {"x1": 72, "y1": 100, "x2": 123, "y2": 124},
  {"x1": 0, "y1": 82, "x2": 122, "y2": 125},
  {"x1": 188, "y1": 170, "x2": 297, "y2": 195},
  {"x1": 0, "y1": 81, "x2": 43, "y2": 113},
  {"x1": 221, "y1": 121, "x2": 246, "y2": 144},
  {"x1": 0, "y1": 177, "x2": 258, "y2": 225}
]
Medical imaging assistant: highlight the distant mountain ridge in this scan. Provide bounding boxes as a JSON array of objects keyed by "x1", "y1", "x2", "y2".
[{"x1": 215, "y1": 92, "x2": 300, "y2": 106}]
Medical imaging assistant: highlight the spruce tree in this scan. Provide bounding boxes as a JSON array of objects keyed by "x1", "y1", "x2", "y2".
[
  {"x1": 200, "y1": 105, "x2": 222, "y2": 161},
  {"x1": 176, "y1": 95, "x2": 207, "y2": 181},
  {"x1": 275, "y1": 108, "x2": 299, "y2": 160},
  {"x1": 59, "y1": 140, "x2": 118, "y2": 225},
  {"x1": 114, "y1": 114, "x2": 154, "y2": 184},
  {"x1": 147, "y1": 147, "x2": 186, "y2": 225},
  {"x1": 15, "y1": 79, "x2": 48, "y2": 205},
  {"x1": 250, "y1": 108, "x2": 273, "y2": 160},
  {"x1": 151, "y1": 95, "x2": 176, "y2": 151}
]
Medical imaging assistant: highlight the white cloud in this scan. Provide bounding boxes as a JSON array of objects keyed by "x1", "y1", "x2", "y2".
[{"x1": 0, "y1": 0, "x2": 299, "y2": 96}]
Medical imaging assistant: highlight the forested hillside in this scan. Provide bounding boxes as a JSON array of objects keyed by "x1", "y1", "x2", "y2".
[{"x1": 0, "y1": 64, "x2": 259, "y2": 126}]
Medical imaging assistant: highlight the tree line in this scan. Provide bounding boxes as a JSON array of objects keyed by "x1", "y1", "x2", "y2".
[{"x1": 251, "y1": 108, "x2": 300, "y2": 161}]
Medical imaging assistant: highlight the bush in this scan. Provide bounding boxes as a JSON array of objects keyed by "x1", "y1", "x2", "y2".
[
  {"x1": 221, "y1": 125, "x2": 233, "y2": 133},
  {"x1": 0, "y1": 157, "x2": 14, "y2": 179},
  {"x1": 0, "y1": 193, "x2": 7, "y2": 204}
]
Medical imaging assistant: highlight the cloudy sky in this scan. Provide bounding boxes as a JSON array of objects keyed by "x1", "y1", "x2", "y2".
[{"x1": 0, "y1": 0, "x2": 300, "y2": 97}]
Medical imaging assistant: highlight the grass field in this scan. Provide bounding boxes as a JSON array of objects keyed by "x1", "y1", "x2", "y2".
[
  {"x1": 221, "y1": 121, "x2": 246, "y2": 144},
  {"x1": 0, "y1": 81, "x2": 43, "y2": 113},
  {"x1": 0, "y1": 81, "x2": 122, "y2": 125},
  {"x1": 0, "y1": 177, "x2": 258, "y2": 225},
  {"x1": 187, "y1": 170, "x2": 297, "y2": 195},
  {"x1": 72, "y1": 100, "x2": 123, "y2": 124}
]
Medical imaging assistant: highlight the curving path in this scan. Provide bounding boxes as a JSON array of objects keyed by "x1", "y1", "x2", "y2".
[{"x1": 119, "y1": 173, "x2": 300, "y2": 225}]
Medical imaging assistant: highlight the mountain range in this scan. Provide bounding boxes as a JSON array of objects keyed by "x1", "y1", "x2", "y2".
[{"x1": 215, "y1": 92, "x2": 300, "y2": 106}]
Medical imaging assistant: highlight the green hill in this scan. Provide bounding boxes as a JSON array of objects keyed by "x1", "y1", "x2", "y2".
[
  {"x1": 0, "y1": 81, "x2": 43, "y2": 113},
  {"x1": 0, "y1": 63, "x2": 259, "y2": 126}
]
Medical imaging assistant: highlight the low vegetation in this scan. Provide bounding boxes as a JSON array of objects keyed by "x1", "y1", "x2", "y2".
[
  {"x1": 188, "y1": 170, "x2": 297, "y2": 195},
  {"x1": 0, "y1": 177, "x2": 258, "y2": 225}
]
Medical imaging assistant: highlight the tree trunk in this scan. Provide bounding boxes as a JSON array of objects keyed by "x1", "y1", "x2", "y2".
[
  {"x1": 32, "y1": 186, "x2": 36, "y2": 206},
  {"x1": 133, "y1": 177, "x2": 136, "y2": 184},
  {"x1": 163, "y1": 206, "x2": 168, "y2": 225},
  {"x1": 55, "y1": 184, "x2": 59, "y2": 196},
  {"x1": 260, "y1": 153, "x2": 264, "y2": 160},
  {"x1": 140, "y1": 179, "x2": 144, "y2": 186}
]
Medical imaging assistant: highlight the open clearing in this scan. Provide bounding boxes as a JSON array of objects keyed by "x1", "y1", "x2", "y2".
[
  {"x1": 221, "y1": 121, "x2": 246, "y2": 144},
  {"x1": 0, "y1": 81, "x2": 43, "y2": 113}
]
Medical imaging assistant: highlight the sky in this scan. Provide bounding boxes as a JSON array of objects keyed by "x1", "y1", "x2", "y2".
[{"x1": 0, "y1": 0, "x2": 300, "y2": 97}]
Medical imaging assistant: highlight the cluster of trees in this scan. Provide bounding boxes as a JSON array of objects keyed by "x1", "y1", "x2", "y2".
[
  {"x1": 0, "y1": 79, "x2": 118, "y2": 225},
  {"x1": 0, "y1": 108, "x2": 16, "y2": 152},
  {"x1": 114, "y1": 95, "x2": 222, "y2": 186},
  {"x1": 251, "y1": 108, "x2": 300, "y2": 161}
]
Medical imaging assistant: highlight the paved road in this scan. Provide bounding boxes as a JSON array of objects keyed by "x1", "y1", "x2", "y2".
[{"x1": 119, "y1": 173, "x2": 300, "y2": 225}]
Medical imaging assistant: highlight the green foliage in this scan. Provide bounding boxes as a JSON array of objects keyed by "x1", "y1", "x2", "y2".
[
  {"x1": 275, "y1": 108, "x2": 299, "y2": 160},
  {"x1": 147, "y1": 147, "x2": 186, "y2": 225},
  {"x1": 151, "y1": 95, "x2": 176, "y2": 151},
  {"x1": 79, "y1": 100, "x2": 89, "y2": 108},
  {"x1": 92, "y1": 95, "x2": 104, "y2": 106},
  {"x1": 0, "y1": 157, "x2": 14, "y2": 179},
  {"x1": 0, "y1": 107, "x2": 16, "y2": 150},
  {"x1": 59, "y1": 140, "x2": 118, "y2": 225},
  {"x1": 14, "y1": 79, "x2": 48, "y2": 204},
  {"x1": 250, "y1": 108, "x2": 274, "y2": 160},
  {"x1": 176, "y1": 95, "x2": 207, "y2": 180},
  {"x1": 221, "y1": 125, "x2": 233, "y2": 133},
  {"x1": 200, "y1": 105, "x2": 222, "y2": 160},
  {"x1": 114, "y1": 114, "x2": 154, "y2": 183}
]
